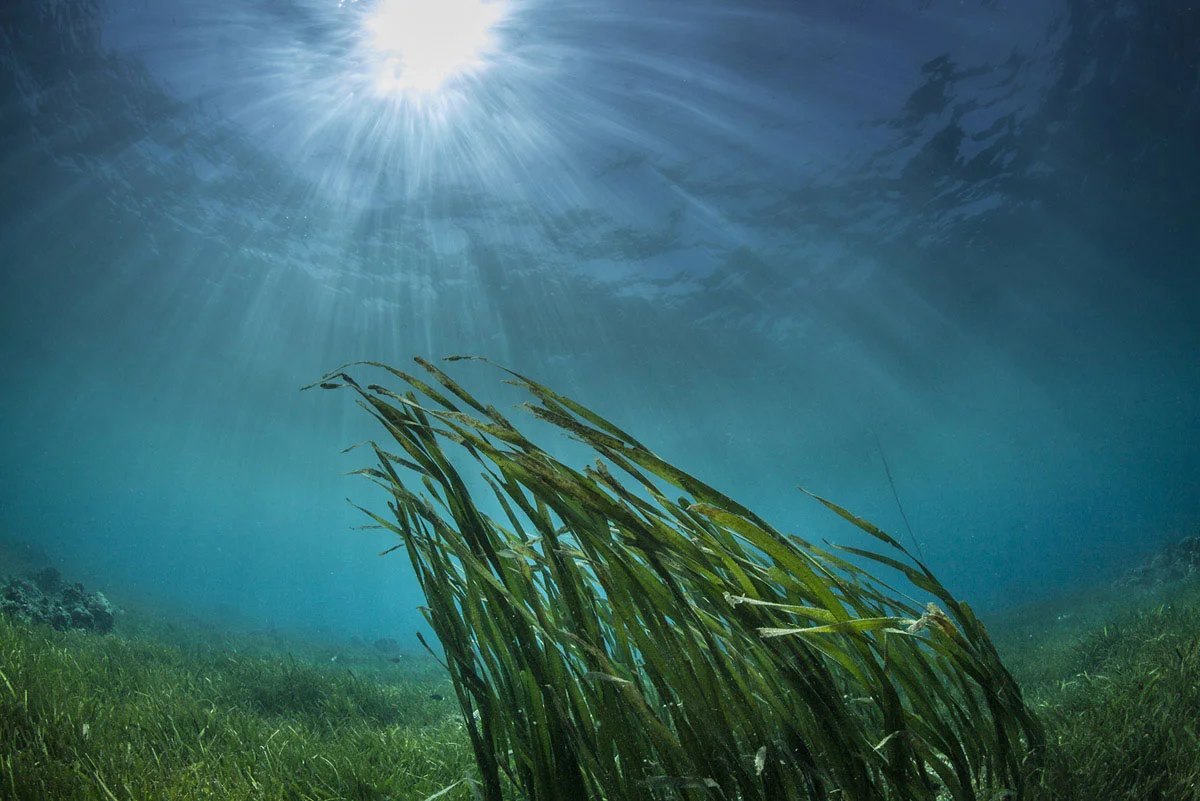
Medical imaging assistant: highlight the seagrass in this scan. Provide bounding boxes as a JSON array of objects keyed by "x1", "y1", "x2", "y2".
[{"x1": 310, "y1": 356, "x2": 1044, "y2": 801}]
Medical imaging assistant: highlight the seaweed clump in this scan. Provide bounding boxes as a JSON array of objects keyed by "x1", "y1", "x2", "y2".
[{"x1": 312, "y1": 356, "x2": 1045, "y2": 801}]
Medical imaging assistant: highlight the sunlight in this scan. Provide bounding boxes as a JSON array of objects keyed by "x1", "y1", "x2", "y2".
[{"x1": 363, "y1": 0, "x2": 511, "y2": 97}]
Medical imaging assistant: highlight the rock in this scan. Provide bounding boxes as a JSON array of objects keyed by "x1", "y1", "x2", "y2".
[
  {"x1": 373, "y1": 636, "x2": 403, "y2": 662},
  {"x1": 0, "y1": 569, "x2": 116, "y2": 634},
  {"x1": 1117, "y1": 535, "x2": 1200, "y2": 588},
  {"x1": 87, "y1": 592, "x2": 115, "y2": 634},
  {"x1": 32, "y1": 566, "x2": 63, "y2": 594},
  {"x1": 374, "y1": 636, "x2": 400, "y2": 653}
]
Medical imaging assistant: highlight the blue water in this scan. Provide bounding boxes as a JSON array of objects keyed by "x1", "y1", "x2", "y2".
[{"x1": 1, "y1": 0, "x2": 1197, "y2": 644}]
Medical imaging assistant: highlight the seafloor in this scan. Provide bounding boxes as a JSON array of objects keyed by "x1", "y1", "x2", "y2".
[{"x1": 1, "y1": 535, "x2": 1198, "y2": 800}]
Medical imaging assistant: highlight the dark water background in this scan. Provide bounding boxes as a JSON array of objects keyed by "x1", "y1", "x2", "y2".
[{"x1": 1, "y1": 0, "x2": 1197, "y2": 643}]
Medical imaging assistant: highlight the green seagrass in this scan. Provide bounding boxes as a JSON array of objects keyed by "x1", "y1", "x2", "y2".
[{"x1": 311, "y1": 356, "x2": 1044, "y2": 801}]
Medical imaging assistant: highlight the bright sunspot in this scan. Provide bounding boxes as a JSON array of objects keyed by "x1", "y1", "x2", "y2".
[{"x1": 363, "y1": 0, "x2": 511, "y2": 97}]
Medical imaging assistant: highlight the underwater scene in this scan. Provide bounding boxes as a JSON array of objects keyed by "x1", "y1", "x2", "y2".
[{"x1": 1, "y1": 0, "x2": 1198, "y2": 798}]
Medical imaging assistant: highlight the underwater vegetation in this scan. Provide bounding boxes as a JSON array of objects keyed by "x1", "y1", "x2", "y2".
[
  {"x1": 997, "y1": 577, "x2": 1200, "y2": 800},
  {"x1": 3, "y1": 578, "x2": 1200, "y2": 799},
  {"x1": 310, "y1": 356, "x2": 1045, "y2": 800},
  {"x1": 3, "y1": 360, "x2": 1197, "y2": 799},
  {"x1": 0, "y1": 607, "x2": 471, "y2": 800}
]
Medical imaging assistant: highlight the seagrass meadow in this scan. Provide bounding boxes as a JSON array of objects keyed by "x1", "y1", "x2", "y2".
[
  {"x1": 3, "y1": 357, "x2": 1199, "y2": 800},
  {"x1": 3, "y1": 574, "x2": 1200, "y2": 800}
]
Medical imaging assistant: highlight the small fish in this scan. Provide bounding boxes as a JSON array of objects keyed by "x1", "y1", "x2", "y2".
[{"x1": 429, "y1": 693, "x2": 446, "y2": 701}]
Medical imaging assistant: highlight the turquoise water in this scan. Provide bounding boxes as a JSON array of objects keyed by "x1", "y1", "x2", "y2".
[{"x1": 1, "y1": 0, "x2": 1197, "y2": 644}]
